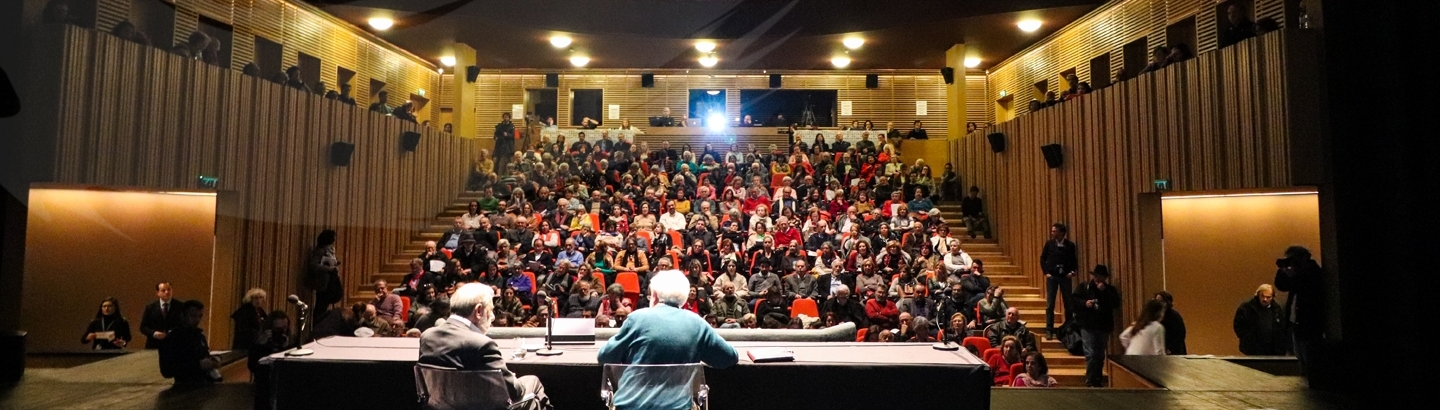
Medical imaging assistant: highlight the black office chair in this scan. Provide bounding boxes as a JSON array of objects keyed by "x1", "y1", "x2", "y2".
[
  {"x1": 414, "y1": 363, "x2": 537, "y2": 410},
  {"x1": 600, "y1": 363, "x2": 708, "y2": 410}
]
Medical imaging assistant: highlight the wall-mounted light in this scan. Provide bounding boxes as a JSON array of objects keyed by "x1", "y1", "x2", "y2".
[
  {"x1": 550, "y1": 35, "x2": 572, "y2": 48},
  {"x1": 831, "y1": 56, "x2": 851, "y2": 68},
  {"x1": 963, "y1": 57, "x2": 981, "y2": 68},
  {"x1": 368, "y1": 17, "x2": 394, "y2": 30},
  {"x1": 1018, "y1": 19, "x2": 1043, "y2": 32},
  {"x1": 698, "y1": 54, "x2": 718, "y2": 67},
  {"x1": 569, "y1": 55, "x2": 590, "y2": 67},
  {"x1": 440, "y1": 56, "x2": 456, "y2": 67},
  {"x1": 842, "y1": 37, "x2": 865, "y2": 50},
  {"x1": 695, "y1": 41, "x2": 716, "y2": 53}
]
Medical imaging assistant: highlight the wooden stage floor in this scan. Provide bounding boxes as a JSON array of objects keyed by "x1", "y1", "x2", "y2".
[{"x1": 1, "y1": 352, "x2": 1352, "y2": 410}]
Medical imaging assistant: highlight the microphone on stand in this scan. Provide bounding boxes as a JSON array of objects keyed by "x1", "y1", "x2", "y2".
[
  {"x1": 285, "y1": 294, "x2": 315, "y2": 356},
  {"x1": 536, "y1": 295, "x2": 563, "y2": 356}
]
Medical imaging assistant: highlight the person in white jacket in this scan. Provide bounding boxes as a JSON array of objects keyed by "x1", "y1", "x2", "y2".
[
  {"x1": 942, "y1": 245, "x2": 973, "y2": 275},
  {"x1": 1120, "y1": 299, "x2": 1168, "y2": 355}
]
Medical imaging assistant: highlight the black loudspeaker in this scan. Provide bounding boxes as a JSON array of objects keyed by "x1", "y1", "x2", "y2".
[
  {"x1": 1041, "y1": 144, "x2": 1064, "y2": 168},
  {"x1": 641, "y1": 73, "x2": 655, "y2": 88},
  {"x1": 465, "y1": 66, "x2": 480, "y2": 83},
  {"x1": 330, "y1": 142, "x2": 355, "y2": 166},
  {"x1": 545, "y1": 73, "x2": 559, "y2": 88},
  {"x1": 865, "y1": 74, "x2": 879, "y2": 89},
  {"x1": 940, "y1": 67, "x2": 955, "y2": 84},
  {"x1": 987, "y1": 132, "x2": 1006, "y2": 153},
  {"x1": 401, "y1": 131, "x2": 421, "y2": 152},
  {"x1": 769, "y1": 74, "x2": 782, "y2": 88}
]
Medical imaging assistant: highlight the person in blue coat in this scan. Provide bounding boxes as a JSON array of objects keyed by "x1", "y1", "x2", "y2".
[{"x1": 598, "y1": 270, "x2": 739, "y2": 410}]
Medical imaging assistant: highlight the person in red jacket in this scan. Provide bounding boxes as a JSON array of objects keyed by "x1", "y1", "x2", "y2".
[
  {"x1": 881, "y1": 190, "x2": 907, "y2": 219},
  {"x1": 865, "y1": 294, "x2": 900, "y2": 328},
  {"x1": 771, "y1": 219, "x2": 801, "y2": 248}
]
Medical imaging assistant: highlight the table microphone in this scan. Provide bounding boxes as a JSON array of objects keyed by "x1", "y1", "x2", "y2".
[
  {"x1": 536, "y1": 296, "x2": 563, "y2": 356},
  {"x1": 285, "y1": 295, "x2": 315, "y2": 356}
]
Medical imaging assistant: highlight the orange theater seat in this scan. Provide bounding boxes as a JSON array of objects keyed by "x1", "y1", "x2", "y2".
[
  {"x1": 399, "y1": 296, "x2": 411, "y2": 323},
  {"x1": 1010, "y1": 363, "x2": 1025, "y2": 378},
  {"x1": 667, "y1": 230, "x2": 684, "y2": 248},
  {"x1": 591, "y1": 272, "x2": 606, "y2": 289},
  {"x1": 440, "y1": 248, "x2": 453, "y2": 259},
  {"x1": 616, "y1": 272, "x2": 641, "y2": 294},
  {"x1": 983, "y1": 348, "x2": 1000, "y2": 363},
  {"x1": 856, "y1": 327, "x2": 869, "y2": 342},
  {"x1": 961, "y1": 336, "x2": 992, "y2": 354},
  {"x1": 790, "y1": 298, "x2": 819, "y2": 318}
]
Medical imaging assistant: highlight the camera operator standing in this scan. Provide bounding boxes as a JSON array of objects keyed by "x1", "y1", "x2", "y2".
[
  {"x1": 1274, "y1": 245, "x2": 1325, "y2": 386},
  {"x1": 1040, "y1": 223, "x2": 1079, "y2": 340}
]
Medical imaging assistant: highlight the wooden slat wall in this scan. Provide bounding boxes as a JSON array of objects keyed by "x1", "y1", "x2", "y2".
[
  {"x1": 953, "y1": 32, "x2": 1291, "y2": 323},
  {"x1": 986, "y1": 0, "x2": 1285, "y2": 121},
  {"x1": 94, "y1": 0, "x2": 440, "y2": 123},
  {"x1": 45, "y1": 26, "x2": 474, "y2": 309},
  {"x1": 965, "y1": 74, "x2": 993, "y2": 125},
  {"x1": 471, "y1": 71, "x2": 951, "y2": 138}
]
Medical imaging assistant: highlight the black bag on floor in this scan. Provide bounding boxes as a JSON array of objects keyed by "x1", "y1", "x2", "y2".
[{"x1": 1060, "y1": 322, "x2": 1085, "y2": 356}]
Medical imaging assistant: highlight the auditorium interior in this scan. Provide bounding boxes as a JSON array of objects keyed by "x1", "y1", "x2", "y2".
[{"x1": 0, "y1": 0, "x2": 1429, "y2": 409}]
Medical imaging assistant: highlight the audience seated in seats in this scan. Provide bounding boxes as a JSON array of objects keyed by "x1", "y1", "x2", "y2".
[
  {"x1": 1233, "y1": 284, "x2": 1289, "y2": 355},
  {"x1": 1011, "y1": 352, "x2": 1059, "y2": 387},
  {"x1": 229, "y1": 288, "x2": 267, "y2": 351},
  {"x1": 988, "y1": 335, "x2": 1026, "y2": 385},
  {"x1": 865, "y1": 293, "x2": 900, "y2": 329},
  {"x1": 82, "y1": 297, "x2": 132, "y2": 350},
  {"x1": 1142, "y1": 46, "x2": 1169, "y2": 74},
  {"x1": 247, "y1": 311, "x2": 291, "y2": 376},
  {"x1": 1220, "y1": 3, "x2": 1258, "y2": 49},
  {"x1": 369, "y1": 280, "x2": 404, "y2": 324},
  {"x1": 985, "y1": 307, "x2": 1037, "y2": 353},
  {"x1": 821, "y1": 285, "x2": 868, "y2": 328},
  {"x1": 976, "y1": 282, "x2": 1008, "y2": 330}
]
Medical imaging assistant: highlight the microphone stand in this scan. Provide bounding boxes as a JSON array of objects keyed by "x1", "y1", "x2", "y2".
[
  {"x1": 287, "y1": 302, "x2": 315, "y2": 356},
  {"x1": 536, "y1": 295, "x2": 563, "y2": 356}
]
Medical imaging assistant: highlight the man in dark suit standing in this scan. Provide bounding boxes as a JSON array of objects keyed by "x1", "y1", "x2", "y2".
[
  {"x1": 140, "y1": 282, "x2": 180, "y2": 349},
  {"x1": 419, "y1": 283, "x2": 550, "y2": 409},
  {"x1": 1040, "y1": 223, "x2": 1079, "y2": 340},
  {"x1": 493, "y1": 112, "x2": 517, "y2": 175}
]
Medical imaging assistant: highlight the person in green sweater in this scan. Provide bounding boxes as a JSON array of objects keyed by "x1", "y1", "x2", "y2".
[
  {"x1": 598, "y1": 270, "x2": 738, "y2": 410},
  {"x1": 476, "y1": 187, "x2": 500, "y2": 214}
]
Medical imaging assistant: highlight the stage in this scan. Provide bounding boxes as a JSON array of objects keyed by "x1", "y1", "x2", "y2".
[{"x1": 261, "y1": 337, "x2": 991, "y2": 410}]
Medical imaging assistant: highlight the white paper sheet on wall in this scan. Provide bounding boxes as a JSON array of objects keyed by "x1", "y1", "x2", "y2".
[
  {"x1": 840, "y1": 101, "x2": 852, "y2": 116},
  {"x1": 511, "y1": 104, "x2": 524, "y2": 120},
  {"x1": 608, "y1": 104, "x2": 620, "y2": 120},
  {"x1": 915, "y1": 100, "x2": 928, "y2": 116}
]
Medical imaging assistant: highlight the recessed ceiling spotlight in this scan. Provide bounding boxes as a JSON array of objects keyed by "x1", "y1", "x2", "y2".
[
  {"x1": 550, "y1": 35, "x2": 572, "y2": 48},
  {"x1": 569, "y1": 55, "x2": 590, "y2": 67},
  {"x1": 440, "y1": 56, "x2": 456, "y2": 67},
  {"x1": 368, "y1": 18, "x2": 394, "y2": 30},
  {"x1": 843, "y1": 37, "x2": 865, "y2": 49},
  {"x1": 698, "y1": 54, "x2": 718, "y2": 67},
  {"x1": 695, "y1": 41, "x2": 716, "y2": 53},
  {"x1": 963, "y1": 57, "x2": 981, "y2": 68},
  {"x1": 831, "y1": 56, "x2": 851, "y2": 68},
  {"x1": 1018, "y1": 19, "x2": 1042, "y2": 32}
]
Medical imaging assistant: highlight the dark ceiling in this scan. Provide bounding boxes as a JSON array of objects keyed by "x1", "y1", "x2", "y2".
[{"x1": 308, "y1": 0, "x2": 1102, "y2": 70}]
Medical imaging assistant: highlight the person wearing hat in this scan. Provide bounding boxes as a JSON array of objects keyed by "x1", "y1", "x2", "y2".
[{"x1": 1071, "y1": 264, "x2": 1121, "y2": 387}]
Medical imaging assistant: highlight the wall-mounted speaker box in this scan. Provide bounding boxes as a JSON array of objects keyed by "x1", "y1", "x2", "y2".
[
  {"x1": 465, "y1": 66, "x2": 480, "y2": 83},
  {"x1": 769, "y1": 74, "x2": 782, "y2": 88},
  {"x1": 940, "y1": 67, "x2": 955, "y2": 85},
  {"x1": 330, "y1": 142, "x2": 355, "y2": 166},
  {"x1": 1041, "y1": 143, "x2": 1064, "y2": 168},
  {"x1": 545, "y1": 73, "x2": 559, "y2": 88},
  {"x1": 641, "y1": 73, "x2": 655, "y2": 88},
  {"x1": 987, "y1": 132, "x2": 1006, "y2": 153},
  {"x1": 865, "y1": 74, "x2": 879, "y2": 89},
  {"x1": 401, "y1": 131, "x2": 421, "y2": 152}
]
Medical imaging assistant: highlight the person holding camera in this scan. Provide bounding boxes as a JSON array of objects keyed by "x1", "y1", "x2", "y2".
[
  {"x1": 1040, "y1": 223, "x2": 1079, "y2": 340},
  {"x1": 1071, "y1": 265, "x2": 1120, "y2": 387},
  {"x1": 1274, "y1": 245, "x2": 1325, "y2": 384}
]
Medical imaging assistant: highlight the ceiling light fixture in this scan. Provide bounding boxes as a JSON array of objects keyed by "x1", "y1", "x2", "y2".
[
  {"x1": 569, "y1": 55, "x2": 590, "y2": 67},
  {"x1": 695, "y1": 41, "x2": 716, "y2": 53},
  {"x1": 706, "y1": 90, "x2": 721, "y2": 95},
  {"x1": 440, "y1": 56, "x2": 456, "y2": 67},
  {"x1": 842, "y1": 37, "x2": 865, "y2": 49},
  {"x1": 368, "y1": 18, "x2": 394, "y2": 30},
  {"x1": 1018, "y1": 19, "x2": 1042, "y2": 32},
  {"x1": 963, "y1": 57, "x2": 981, "y2": 68},
  {"x1": 698, "y1": 54, "x2": 718, "y2": 67},
  {"x1": 831, "y1": 56, "x2": 851, "y2": 68},
  {"x1": 550, "y1": 35, "x2": 572, "y2": 48}
]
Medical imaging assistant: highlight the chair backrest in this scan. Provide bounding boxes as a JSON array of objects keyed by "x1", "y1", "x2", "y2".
[
  {"x1": 1010, "y1": 362, "x2": 1025, "y2": 378},
  {"x1": 601, "y1": 363, "x2": 707, "y2": 410},
  {"x1": 961, "y1": 336, "x2": 991, "y2": 353},
  {"x1": 856, "y1": 327, "x2": 868, "y2": 342},
  {"x1": 400, "y1": 296, "x2": 412, "y2": 323},
  {"x1": 667, "y1": 230, "x2": 684, "y2": 248},
  {"x1": 414, "y1": 364, "x2": 512, "y2": 410},
  {"x1": 983, "y1": 348, "x2": 1000, "y2": 363},
  {"x1": 617, "y1": 272, "x2": 641, "y2": 294},
  {"x1": 592, "y1": 272, "x2": 606, "y2": 289},
  {"x1": 790, "y1": 298, "x2": 819, "y2": 318}
]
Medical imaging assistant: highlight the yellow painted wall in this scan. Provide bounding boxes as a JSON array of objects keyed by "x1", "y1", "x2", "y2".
[
  {"x1": 23, "y1": 188, "x2": 220, "y2": 353},
  {"x1": 1160, "y1": 192, "x2": 1319, "y2": 356}
]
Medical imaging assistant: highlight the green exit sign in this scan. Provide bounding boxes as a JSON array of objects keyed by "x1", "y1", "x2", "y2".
[
  {"x1": 1153, "y1": 179, "x2": 1170, "y2": 191},
  {"x1": 198, "y1": 175, "x2": 218, "y2": 189}
]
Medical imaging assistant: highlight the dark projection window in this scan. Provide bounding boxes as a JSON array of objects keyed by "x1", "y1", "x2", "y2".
[
  {"x1": 738, "y1": 89, "x2": 836, "y2": 127},
  {"x1": 571, "y1": 89, "x2": 603, "y2": 126},
  {"x1": 254, "y1": 36, "x2": 283, "y2": 80},
  {"x1": 297, "y1": 52, "x2": 322, "y2": 93},
  {"x1": 1089, "y1": 54, "x2": 1112, "y2": 89},
  {"x1": 1121, "y1": 37, "x2": 1149, "y2": 80}
]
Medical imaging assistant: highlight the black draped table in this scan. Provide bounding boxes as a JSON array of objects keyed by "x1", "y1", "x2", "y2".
[{"x1": 262, "y1": 337, "x2": 991, "y2": 410}]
